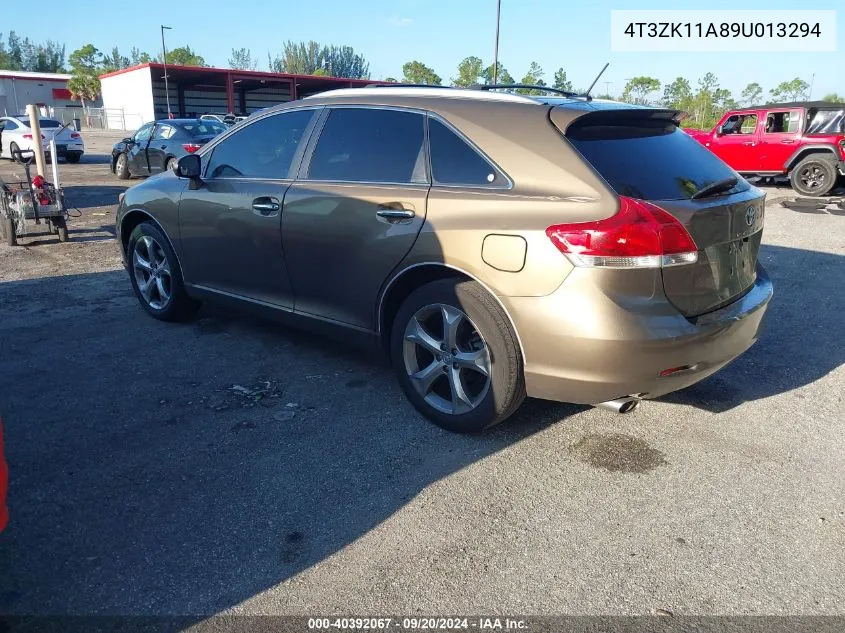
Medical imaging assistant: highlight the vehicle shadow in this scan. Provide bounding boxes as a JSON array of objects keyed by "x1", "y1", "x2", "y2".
[
  {"x1": 0, "y1": 269, "x2": 569, "y2": 618},
  {"x1": 661, "y1": 244, "x2": 845, "y2": 412},
  {"x1": 62, "y1": 185, "x2": 127, "y2": 210}
]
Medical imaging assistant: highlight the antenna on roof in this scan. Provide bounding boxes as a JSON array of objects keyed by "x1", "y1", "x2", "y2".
[{"x1": 583, "y1": 62, "x2": 610, "y2": 98}]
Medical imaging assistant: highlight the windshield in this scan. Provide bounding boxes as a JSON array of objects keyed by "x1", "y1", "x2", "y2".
[{"x1": 179, "y1": 121, "x2": 227, "y2": 136}]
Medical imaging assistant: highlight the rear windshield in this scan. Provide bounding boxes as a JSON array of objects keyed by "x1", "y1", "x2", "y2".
[
  {"x1": 567, "y1": 120, "x2": 748, "y2": 200},
  {"x1": 178, "y1": 121, "x2": 227, "y2": 136},
  {"x1": 38, "y1": 119, "x2": 62, "y2": 128}
]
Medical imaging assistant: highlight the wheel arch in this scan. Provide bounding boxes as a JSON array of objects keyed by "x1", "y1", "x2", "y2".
[
  {"x1": 120, "y1": 209, "x2": 186, "y2": 279},
  {"x1": 376, "y1": 262, "x2": 526, "y2": 364},
  {"x1": 784, "y1": 145, "x2": 839, "y2": 170}
]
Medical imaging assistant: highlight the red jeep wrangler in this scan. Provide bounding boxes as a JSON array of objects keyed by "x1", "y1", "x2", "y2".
[{"x1": 686, "y1": 101, "x2": 845, "y2": 196}]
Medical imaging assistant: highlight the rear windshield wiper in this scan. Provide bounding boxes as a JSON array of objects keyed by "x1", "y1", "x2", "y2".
[{"x1": 691, "y1": 176, "x2": 739, "y2": 200}]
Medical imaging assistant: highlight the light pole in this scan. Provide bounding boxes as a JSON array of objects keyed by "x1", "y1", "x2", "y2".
[
  {"x1": 492, "y1": 0, "x2": 501, "y2": 84},
  {"x1": 604, "y1": 81, "x2": 611, "y2": 97},
  {"x1": 160, "y1": 25, "x2": 173, "y2": 118}
]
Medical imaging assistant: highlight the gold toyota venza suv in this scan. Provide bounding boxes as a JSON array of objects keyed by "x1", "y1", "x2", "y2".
[{"x1": 116, "y1": 86, "x2": 773, "y2": 432}]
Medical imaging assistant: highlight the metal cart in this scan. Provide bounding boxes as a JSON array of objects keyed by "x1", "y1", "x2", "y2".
[{"x1": 0, "y1": 149, "x2": 69, "y2": 246}]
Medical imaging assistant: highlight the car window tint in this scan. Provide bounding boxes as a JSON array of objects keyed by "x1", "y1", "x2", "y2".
[
  {"x1": 206, "y1": 109, "x2": 315, "y2": 179},
  {"x1": 308, "y1": 108, "x2": 426, "y2": 183},
  {"x1": 429, "y1": 118, "x2": 502, "y2": 186},
  {"x1": 135, "y1": 124, "x2": 153, "y2": 142},
  {"x1": 568, "y1": 120, "x2": 748, "y2": 201},
  {"x1": 154, "y1": 125, "x2": 175, "y2": 140},
  {"x1": 38, "y1": 120, "x2": 61, "y2": 128},
  {"x1": 3, "y1": 120, "x2": 19, "y2": 130}
]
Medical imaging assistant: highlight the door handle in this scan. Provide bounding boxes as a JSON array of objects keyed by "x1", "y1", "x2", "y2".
[
  {"x1": 376, "y1": 205, "x2": 415, "y2": 222},
  {"x1": 160, "y1": 144, "x2": 167, "y2": 149},
  {"x1": 252, "y1": 197, "x2": 281, "y2": 216},
  {"x1": 780, "y1": 140, "x2": 796, "y2": 144}
]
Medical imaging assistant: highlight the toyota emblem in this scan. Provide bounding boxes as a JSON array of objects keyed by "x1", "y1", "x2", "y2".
[{"x1": 745, "y1": 205, "x2": 756, "y2": 227}]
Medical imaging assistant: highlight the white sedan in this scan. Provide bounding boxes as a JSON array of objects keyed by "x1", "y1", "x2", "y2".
[{"x1": 0, "y1": 116, "x2": 85, "y2": 163}]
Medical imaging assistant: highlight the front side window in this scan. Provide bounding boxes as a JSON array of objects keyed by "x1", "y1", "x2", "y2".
[
  {"x1": 134, "y1": 123, "x2": 153, "y2": 142},
  {"x1": 206, "y1": 109, "x2": 315, "y2": 179},
  {"x1": 307, "y1": 108, "x2": 426, "y2": 184},
  {"x1": 154, "y1": 125, "x2": 175, "y2": 140},
  {"x1": 428, "y1": 117, "x2": 504, "y2": 186},
  {"x1": 721, "y1": 114, "x2": 757, "y2": 135}
]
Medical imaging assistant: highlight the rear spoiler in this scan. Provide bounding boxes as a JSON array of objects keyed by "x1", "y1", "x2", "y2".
[{"x1": 551, "y1": 106, "x2": 684, "y2": 136}]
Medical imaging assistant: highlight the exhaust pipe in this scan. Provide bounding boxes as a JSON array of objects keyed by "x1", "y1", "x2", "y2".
[{"x1": 595, "y1": 397, "x2": 640, "y2": 414}]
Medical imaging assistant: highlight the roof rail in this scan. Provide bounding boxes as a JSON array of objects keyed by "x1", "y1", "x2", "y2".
[
  {"x1": 476, "y1": 84, "x2": 592, "y2": 101},
  {"x1": 370, "y1": 83, "x2": 456, "y2": 89}
]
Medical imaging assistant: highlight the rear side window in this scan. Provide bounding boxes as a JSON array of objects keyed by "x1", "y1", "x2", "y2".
[
  {"x1": 3, "y1": 120, "x2": 19, "y2": 130},
  {"x1": 567, "y1": 119, "x2": 748, "y2": 200},
  {"x1": 308, "y1": 108, "x2": 426, "y2": 184},
  {"x1": 206, "y1": 109, "x2": 315, "y2": 179},
  {"x1": 428, "y1": 118, "x2": 503, "y2": 186}
]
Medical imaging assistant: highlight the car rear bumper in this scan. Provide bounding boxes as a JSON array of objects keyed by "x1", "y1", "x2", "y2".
[{"x1": 502, "y1": 263, "x2": 773, "y2": 405}]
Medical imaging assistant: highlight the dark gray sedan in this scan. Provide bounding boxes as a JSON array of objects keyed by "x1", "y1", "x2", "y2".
[{"x1": 111, "y1": 119, "x2": 228, "y2": 179}]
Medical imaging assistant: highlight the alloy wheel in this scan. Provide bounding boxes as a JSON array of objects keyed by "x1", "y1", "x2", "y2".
[
  {"x1": 799, "y1": 164, "x2": 825, "y2": 190},
  {"x1": 402, "y1": 304, "x2": 491, "y2": 415},
  {"x1": 132, "y1": 235, "x2": 172, "y2": 310}
]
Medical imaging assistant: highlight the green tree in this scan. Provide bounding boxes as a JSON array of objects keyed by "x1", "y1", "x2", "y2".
[
  {"x1": 822, "y1": 92, "x2": 845, "y2": 103},
  {"x1": 382, "y1": 77, "x2": 398, "y2": 83},
  {"x1": 0, "y1": 32, "x2": 64, "y2": 72},
  {"x1": 130, "y1": 47, "x2": 152, "y2": 65},
  {"x1": 662, "y1": 77, "x2": 692, "y2": 109},
  {"x1": 452, "y1": 56, "x2": 484, "y2": 87},
  {"x1": 161, "y1": 46, "x2": 206, "y2": 67},
  {"x1": 68, "y1": 44, "x2": 103, "y2": 113},
  {"x1": 482, "y1": 62, "x2": 514, "y2": 85},
  {"x1": 515, "y1": 61, "x2": 546, "y2": 94},
  {"x1": 769, "y1": 78, "x2": 809, "y2": 102},
  {"x1": 228, "y1": 48, "x2": 257, "y2": 70},
  {"x1": 622, "y1": 76, "x2": 661, "y2": 104},
  {"x1": 740, "y1": 82, "x2": 763, "y2": 106},
  {"x1": 270, "y1": 41, "x2": 369, "y2": 78},
  {"x1": 102, "y1": 47, "x2": 130, "y2": 73},
  {"x1": 552, "y1": 68, "x2": 573, "y2": 92},
  {"x1": 401, "y1": 60, "x2": 441, "y2": 85}
]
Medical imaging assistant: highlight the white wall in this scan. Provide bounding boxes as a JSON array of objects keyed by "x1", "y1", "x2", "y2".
[
  {"x1": 0, "y1": 76, "x2": 95, "y2": 115},
  {"x1": 100, "y1": 66, "x2": 155, "y2": 127}
]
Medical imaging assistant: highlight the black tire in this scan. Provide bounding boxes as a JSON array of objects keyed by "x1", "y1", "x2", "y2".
[
  {"x1": 127, "y1": 221, "x2": 200, "y2": 322},
  {"x1": 55, "y1": 218, "x2": 69, "y2": 243},
  {"x1": 9, "y1": 142, "x2": 21, "y2": 163},
  {"x1": 3, "y1": 217, "x2": 17, "y2": 246},
  {"x1": 66, "y1": 153, "x2": 81, "y2": 164},
  {"x1": 390, "y1": 278, "x2": 525, "y2": 433},
  {"x1": 115, "y1": 153, "x2": 130, "y2": 180},
  {"x1": 789, "y1": 155, "x2": 838, "y2": 197}
]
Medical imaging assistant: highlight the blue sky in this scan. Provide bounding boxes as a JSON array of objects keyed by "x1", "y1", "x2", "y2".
[{"x1": 10, "y1": 0, "x2": 845, "y2": 99}]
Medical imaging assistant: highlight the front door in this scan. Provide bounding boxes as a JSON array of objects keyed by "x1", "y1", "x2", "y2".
[
  {"x1": 758, "y1": 108, "x2": 803, "y2": 172},
  {"x1": 127, "y1": 122, "x2": 154, "y2": 175},
  {"x1": 147, "y1": 123, "x2": 176, "y2": 174},
  {"x1": 283, "y1": 107, "x2": 429, "y2": 329},
  {"x1": 709, "y1": 112, "x2": 761, "y2": 173},
  {"x1": 177, "y1": 108, "x2": 320, "y2": 308}
]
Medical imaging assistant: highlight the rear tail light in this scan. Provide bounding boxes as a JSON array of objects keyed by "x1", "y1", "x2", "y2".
[
  {"x1": 546, "y1": 196, "x2": 698, "y2": 269},
  {"x1": 22, "y1": 133, "x2": 46, "y2": 140},
  {"x1": 70, "y1": 132, "x2": 81, "y2": 139},
  {"x1": 183, "y1": 143, "x2": 201, "y2": 153}
]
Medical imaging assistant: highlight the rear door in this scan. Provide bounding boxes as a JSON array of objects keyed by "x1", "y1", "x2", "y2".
[
  {"x1": 562, "y1": 109, "x2": 765, "y2": 317},
  {"x1": 177, "y1": 108, "x2": 319, "y2": 308},
  {"x1": 758, "y1": 108, "x2": 803, "y2": 171},
  {"x1": 283, "y1": 106, "x2": 429, "y2": 329}
]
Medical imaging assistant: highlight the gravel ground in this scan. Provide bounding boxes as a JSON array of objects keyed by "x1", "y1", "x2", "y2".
[{"x1": 0, "y1": 135, "x2": 843, "y2": 622}]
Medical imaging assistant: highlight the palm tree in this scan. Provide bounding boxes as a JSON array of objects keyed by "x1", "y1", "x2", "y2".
[{"x1": 67, "y1": 72, "x2": 100, "y2": 127}]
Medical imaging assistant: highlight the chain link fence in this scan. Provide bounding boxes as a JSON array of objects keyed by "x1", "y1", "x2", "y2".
[{"x1": 49, "y1": 107, "x2": 144, "y2": 132}]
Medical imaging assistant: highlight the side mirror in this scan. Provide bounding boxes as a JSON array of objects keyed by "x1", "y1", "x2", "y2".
[
  {"x1": 176, "y1": 154, "x2": 202, "y2": 179},
  {"x1": 716, "y1": 125, "x2": 725, "y2": 136},
  {"x1": 122, "y1": 137, "x2": 133, "y2": 144}
]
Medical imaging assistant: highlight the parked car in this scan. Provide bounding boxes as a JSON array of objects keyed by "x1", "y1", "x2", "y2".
[
  {"x1": 115, "y1": 87, "x2": 772, "y2": 433},
  {"x1": 111, "y1": 119, "x2": 228, "y2": 179},
  {"x1": 685, "y1": 101, "x2": 845, "y2": 196},
  {"x1": 200, "y1": 113, "x2": 240, "y2": 126},
  {"x1": 0, "y1": 116, "x2": 85, "y2": 163}
]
